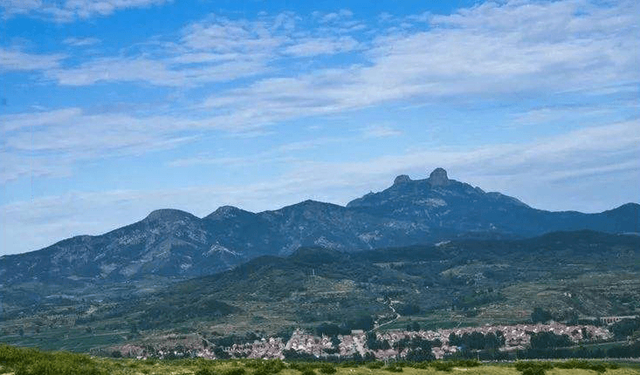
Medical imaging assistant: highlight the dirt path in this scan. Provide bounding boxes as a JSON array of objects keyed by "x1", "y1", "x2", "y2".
[{"x1": 375, "y1": 302, "x2": 401, "y2": 331}]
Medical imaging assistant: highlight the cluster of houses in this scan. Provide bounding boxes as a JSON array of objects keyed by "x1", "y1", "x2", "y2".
[
  {"x1": 110, "y1": 322, "x2": 612, "y2": 360},
  {"x1": 263, "y1": 323, "x2": 611, "y2": 360},
  {"x1": 229, "y1": 337, "x2": 286, "y2": 358},
  {"x1": 437, "y1": 322, "x2": 611, "y2": 354}
]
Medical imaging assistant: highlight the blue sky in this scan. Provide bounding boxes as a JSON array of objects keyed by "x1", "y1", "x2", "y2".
[{"x1": 0, "y1": 0, "x2": 638, "y2": 255}]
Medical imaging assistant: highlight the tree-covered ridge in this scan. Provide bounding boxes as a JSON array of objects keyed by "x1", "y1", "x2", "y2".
[{"x1": 2, "y1": 231, "x2": 638, "y2": 358}]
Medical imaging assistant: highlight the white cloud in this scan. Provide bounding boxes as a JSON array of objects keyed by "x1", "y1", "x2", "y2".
[
  {"x1": 361, "y1": 125, "x2": 402, "y2": 138},
  {"x1": 195, "y1": 0, "x2": 639, "y2": 130},
  {"x1": 511, "y1": 102, "x2": 631, "y2": 126},
  {"x1": 0, "y1": 0, "x2": 41, "y2": 16},
  {"x1": 3, "y1": 1, "x2": 638, "y2": 96},
  {"x1": 49, "y1": 56, "x2": 267, "y2": 86},
  {"x1": 283, "y1": 36, "x2": 359, "y2": 57},
  {"x1": 0, "y1": 47, "x2": 64, "y2": 72},
  {"x1": 0, "y1": 0, "x2": 170, "y2": 22},
  {"x1": 38, "y1": 14, "x2": 332, "y2": 87},
  {"x1": 44, "y1": 15, "x2": 285, "y2": 86},
  {"x1": 63, "y1": 37, "x2": 101, "y2": 46},
  {"x1": 0, "y1": 108, "x2": 200, "y2": 182},
  {"x1": 317, "y1": 9, "x2": 353, "y2": 24},
  {"x1": 0, "y1": 11, "x2": 361, "y2": 87},
  {"x1": 167, "y1": 137, "x2": 348, "y2": 167},
  {"x1": 180, "y1": 15, "x2": 286, "y2": 53}
]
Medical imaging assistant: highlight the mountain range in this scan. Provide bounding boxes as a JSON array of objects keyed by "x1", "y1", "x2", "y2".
[{"x1": 1, "y1": 168, "x2": 638, "y2": 286}]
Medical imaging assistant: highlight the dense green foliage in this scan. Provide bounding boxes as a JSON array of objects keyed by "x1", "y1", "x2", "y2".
[
  {"x1": 529, "y1": 332, "x2": 573, "y2": 349},
  {"x1": 448, "y1": 331, "x2": 505, "y2": 350},
  {"x1": 610, "y1": 318, "x2": 640, "y2": 339},
  {"x1": 514, "y1": 360, "x2": 620, "y2": 375},
  {"x1": 0, "y1": 344, "x2": 107, "y2": 375},
  {"x1": 245, "y1": 359, "x2": 286, "y2": 375},
  {"x1": 531, "y1": 308, "x2": 553, "y2": 324}
]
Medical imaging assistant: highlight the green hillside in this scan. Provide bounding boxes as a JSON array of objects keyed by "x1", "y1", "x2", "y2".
[{"x1": 1, "y1": 231, "x2": 639, "y2": 354}]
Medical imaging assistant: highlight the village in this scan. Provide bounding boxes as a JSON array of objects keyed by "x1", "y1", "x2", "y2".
[{"x1": 112, "y1": 322, "x2": 615, "y2": 360}]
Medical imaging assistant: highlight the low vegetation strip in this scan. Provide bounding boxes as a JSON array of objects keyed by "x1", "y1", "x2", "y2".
[{"x1": 1, "y1": 345, "x2": 639, "y2": 375}]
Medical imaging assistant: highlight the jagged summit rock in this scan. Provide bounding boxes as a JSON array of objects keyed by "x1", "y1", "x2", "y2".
[
  {"x1": 393, "y1": 174, "x2": 412, "y2": 185},
  {"x1": 428, "y1": 167, "x2": 449, "y2": 187}
]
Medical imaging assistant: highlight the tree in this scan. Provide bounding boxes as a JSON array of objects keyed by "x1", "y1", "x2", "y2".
[
  {"x1": 529, "y1": 332, "x2": 573, "y2": 349},
  {"x1": 610, "y1": 318, "x2": 640, "y2": 339},
  {"x1": 531, "y1": 307, "x2": 553, "y2": 324}
]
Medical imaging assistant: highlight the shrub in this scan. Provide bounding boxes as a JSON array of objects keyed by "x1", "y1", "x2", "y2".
[
  {"x1": 301, "y1": 369, "x2": 316, "y2": 375},
  {"x1": 1, "y1": 346, "x2": 107, "y2": 375},
  {"x1": 246, "y1": 359, "x2": 285, "y2": 375},
  {"x1": 383, "y1": 364, "x2": 403, "y2": 372},
  {"x1": 0, "y1": 345, "x2": 39, "y2": 367},
  {"x1": 13, "y1": 357, "x2": 107, "y2": 375},
  {"x1": 195, "y1": 368, "x2": 218, "y2": 375},
  {"x1": 521, "y1": 367, "x2": 546, "y2": 375},
  {"x1": 430, "y1": 361, "x2": 454, "y2": 372},
  {"x1": 555, "y1": 360, "x2": 609, "y2": 373},
  {"x1": 409, "y1": 362, "x2": 430, "y2": 369},
  {"x1": 287, "y1": 362, "x2": 309, "y2": 371},
  {"x1": 339, "y1": 361, "x2": 359, "y2": 368},
  {"x1": 514, "y1": 361, "x2": 553, "y2": 371},
  {"x1": 515, "y1": 361, "x2": 553, "y2": 375},
  {"x1": 450, "y1": 359, "x2": 480, "y2": 367},
  {"x1": 318, "y1": 364, "x2": 336, "y2": 374},
  {"x1": 224, "y1": 368, "x2": 247, "y2": 375}
]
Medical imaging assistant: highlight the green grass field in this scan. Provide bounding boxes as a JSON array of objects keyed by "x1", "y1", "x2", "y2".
[{"x1": 1, "y1": 345, "x2": 639, "y2": 375}]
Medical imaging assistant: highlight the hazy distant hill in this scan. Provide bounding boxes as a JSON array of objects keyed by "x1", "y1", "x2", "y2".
[{"x1": 1, "y1": 168, "x2": 638, "y2": 287}]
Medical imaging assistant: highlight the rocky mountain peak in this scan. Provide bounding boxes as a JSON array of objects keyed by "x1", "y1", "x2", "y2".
[
  {"x1": 210, "y1": 205, "x2": 242, "y2": 218},
  {"x1": 2, "y1": 167, "x2": 639, "y2": 289},
  {"x1": 144, "y1": 208, "x2": 196, "y2": 222},
  {"x1": 428, "y1": 167, "x2": 449, "y2": 187},
  {"x1": 205, "y1": 205, "x2": 258, "y2": 223},
  {"x1": 393, "y1": 174, "x2": 412, "y2": 185}
]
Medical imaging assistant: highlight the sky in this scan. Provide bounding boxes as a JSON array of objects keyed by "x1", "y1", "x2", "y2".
[{"x1": 0, "y1": 0, "x2": 638, "y2": 256}]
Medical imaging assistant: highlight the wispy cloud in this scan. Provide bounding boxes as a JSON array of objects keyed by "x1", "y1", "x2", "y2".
[
  {"x1": 1, "y1": 1, "x2": 637, "y2": 185},
  {"x1": 14, "y1": 0, "x2": 635, "y2": 100},
  {"x1": 196, "y1": 0, "x2": 639, "y2": 129},
  {"x1": 283, "y1": 36, "x2": 359, "y2": 57},
  {"x1": 62, "y1": 37, "x2": 101, "y2": 46},
  {"x1": 24, "y1": 13, "x2": 362, "y2": 87},
  {"x1": 48, "y1": 56, "x2": 268, "y2": 86},
  {"x1": 0, "y1": 0, "x2": 170, "y2": 22},
  {"x1": 0, "y1": 47, "x2": 64, "y2": 72},
  {"x1": 168, "y1": 137, "x2": 348, "y2": 167},
  {"x1": 0, "y1": 108, "x2": 199, "y2": 182},
  {"x1": 361, "y1": 125, "x2": 402, "y2": 138},
  {"x1": 314, "y1": 9, "x2": 353, "y2": 24}
]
